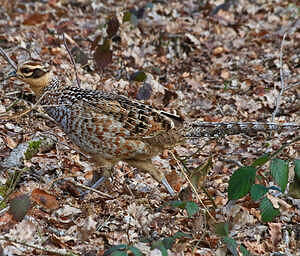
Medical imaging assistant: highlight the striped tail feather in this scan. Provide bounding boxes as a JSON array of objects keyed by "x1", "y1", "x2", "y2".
[{"x1": 184, "y1": 122, "x2": 299, "y2": 138}]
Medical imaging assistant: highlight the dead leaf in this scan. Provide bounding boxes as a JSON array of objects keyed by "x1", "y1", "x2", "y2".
[
  {"x1": 6, "y1": 136, "x2": 17, "y2": 149},
  {"x1": 212, "y1": 46, "x2": 225, "y2": 56},
  {"x1": 166, "y1": 170, "x2": 182, "y2": 193},
  {"x1": 107, "y1": 16, "x2": 120, "y2": 38},
  {"x1": 94, "y1": 39, "x2": 112, "y2": 71},
  {"x1": 31, "y1": 188, "x2": 59, "y2": 210},
  {"x1": 23, "y1": 13, "x2": 49, "y2": 25},
  {"x1": 268, "y1": 223, "x2": 282, "y2": 247},
  {"x1": 221, "y1": 69, "x2": 230, "y2": 79}
]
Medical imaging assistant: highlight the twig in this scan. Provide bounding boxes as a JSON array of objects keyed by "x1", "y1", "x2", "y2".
[
  {"x1": 0, "y1": 236, "x2": 78, "y2": 256},
  {"x1": 219, "y1": 157, "x2": 243, "y2": 167},
  {"x1": 269, "y1": 136, "x2": 300, "y2": 163},
  {"x1": 0, "y1": 46, "x2": 17, "y2": 70},
  {"x1": 170, "y1": 152, "x2": 217, "y2": 222},
  {"x1": 70, "y1": 180, "x2": 114, "y2": 199},
  {"x1": 0, "y1": 90, "x2": 51, "y2": 120},
  {"x1": 0, "y1": 206, "x2": 9, "y2": 217},
  {"x1": 62, "y1": 33, "x2": 80, "y2": 88},
  {"x1": 283, "y1": 81, "x2": 300, "y2": 92},
  {"x1": 272, "y1": 33, "x2": 287, "y2": 121}
]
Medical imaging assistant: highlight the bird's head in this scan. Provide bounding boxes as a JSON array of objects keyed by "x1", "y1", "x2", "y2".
[{"x1": 15, "y1": 60, "x2": 52, "y2": 96}]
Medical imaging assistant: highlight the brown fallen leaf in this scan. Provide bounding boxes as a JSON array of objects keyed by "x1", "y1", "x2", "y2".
[
  {"x1": 94, "y1": 39, "x2": 113, "y2": 71},
  {"x1": 6, "y1": 135, "x2": 17, "y2": 149},
  {"x1": 268, "y1": 222, "x2": 282, "y2": 247},
  {"x1": 23, "y1": 13, "x2": 49, "y2": 25},
  {"x1": 31, "y1": 188, "x2": 59, "y2": 210}
]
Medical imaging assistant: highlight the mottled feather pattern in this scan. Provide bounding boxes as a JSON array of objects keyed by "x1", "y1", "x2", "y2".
[
  {"x1": 39, "y1": 78, "x2": 181, "y2": 159},
  {"x1": 14, "y1": 60, "x2": 299, "y2": 195},
  {"x1": 40, "y1": 78, "x2": 299, "y2": 156}
]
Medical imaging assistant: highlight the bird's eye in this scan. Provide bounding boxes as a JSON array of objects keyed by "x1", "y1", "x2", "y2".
[
  {"x1": 21, "y1": 68, "x2": 31, "y2": 74},
  {"x1": 32, "y1": 68, "x2": 46, "y2": 78}
]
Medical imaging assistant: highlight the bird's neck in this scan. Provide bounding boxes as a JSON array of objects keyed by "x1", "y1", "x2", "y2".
[{"x1": 37, "y1": 75, "x2": 61, "y2": 97}]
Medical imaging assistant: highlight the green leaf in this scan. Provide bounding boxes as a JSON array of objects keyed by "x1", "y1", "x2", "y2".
[
  {"x1": 240, "y1": 244, "x2": 251, "y2": 256},
  {"x1": 169, "y1": 200, "x2": 186, "y2": 209},
  {"x1": 131, "y1": 71, "x2": 147, "y2": 82},
  {"x1": 294, "y1": 159, "x2": 300, "y2": 181},
  {"x1": 122, "y1": 11, "x2": 138, "y2": 26},
  {"x1": 159, "y1": 246, "x2": 168, "y2": 256},
  {"x1": 270, "y1": 158, "x2": 288, "y2": 192},
  {"x1": 111, "y1": 252, "x2": 127, "y2": 256},
  {"x1": 169, "y1": 201, "x2": 199, "y2": 217},
  {"x1": 223, "y1": 237, "x2": 238, "y2": 256},
  {"x1": 185, "y1": 201, "x2": 199, "y2": 217},
  {"x1": 162, "y1": 237, "x2": 175, "y2": 250},
  {"x1": 190, "y1": 157, "x2": 212, "y2": 189},
  {"x1": 259, "y1": 197, "x2": 280, "y2": 222},
  {"x1": 9, "y1": 194, "x2": 31, "y2": 221},
  {"x1": 172, "y1": 231, "x2": 192, "y2": 239},
  {"x1": 151, "y1": 241, "x2": 168, "y2": 256},
  {"x1": 228, "y1": 167, "x2": 257, "y2": 200},
  {"x1": 127, "y1": 246, "x2": 142, "y2": 256},
  {"x1": 251, "y1": 154, "x2": 270, "y2": 168},
  {"x1": 103, "y1": 245, "x2": 127, "y2": 256},
  {"x1": 250, "y1": 184, "x2": 268, "y2": 201},
  {"x1": 123, "y1": 11, "x2": 131, "y2": 22},
  {"x1": 215, "y1": 222, "x2": 229, "y2": 237}
]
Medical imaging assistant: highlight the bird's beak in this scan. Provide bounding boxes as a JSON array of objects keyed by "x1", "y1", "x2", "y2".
[{"x1": 8, "y1": 70, "x2": 17, "y2": 78}]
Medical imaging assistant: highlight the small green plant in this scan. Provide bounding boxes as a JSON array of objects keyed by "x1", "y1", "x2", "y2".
[
  {"x1": 103, "y1": 244, "x2": 142, "y2": 256},
  {"x1": 24, "y1": 140, "x2": 42, "y2": 160},
  {"x1": 168, "y1": 200, "x2": 199, "y2": 217},
  {"x1": 104, "y1": 232, "x2": 192, "y2": 256},
  {"x1": 228, "y1": 153, "x2": 298, "y2": 222},
  {"x1": 150, "y1": 232, "x2": 192, "y2": 256},
  {"x1": 215, "y1": 222, "x2": 251, "y2": 256}
]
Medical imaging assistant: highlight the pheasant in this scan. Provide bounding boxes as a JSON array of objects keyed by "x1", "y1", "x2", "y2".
[{"x1": 7, "y1": 59, "x2": 300, "y2": 195}]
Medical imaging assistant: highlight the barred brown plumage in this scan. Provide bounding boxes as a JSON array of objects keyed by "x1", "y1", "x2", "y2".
[{"x1": 12, "y1": 60, "x2": 300, "y2": 195}]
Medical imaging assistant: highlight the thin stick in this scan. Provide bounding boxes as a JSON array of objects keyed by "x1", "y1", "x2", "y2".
[
  {"x1": 0, "y1": 46, "x2": 17, "y2": 70},
  {"x1": 0, "y1": 90, "x2": 51, "y2": 120},
  {"x1": 170, "y1": 152, "x2": 216, "y2": 222},
  {"x1": 0, "y1": 236, "x2": 78, "y2": 256},
  {"x1": 284, "y1": 81, "x2": 300, "y2": 92},
  {"x1": 272, "y1": 33, "x2": 287, "y2": 121},
  {"x1": 219, "y1": 157, "x2": 243, "y2": 168},
  {"x1": 62, "y1": 33, "x2": 80, "y2": 88},
  {"x1": 70, "y1": 180, "x2": 113, "y2": 199}
]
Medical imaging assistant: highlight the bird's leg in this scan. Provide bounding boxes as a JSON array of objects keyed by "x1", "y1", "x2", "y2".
[{"x1": 126, "y1": 159, "x2": 175, "y2": 196}]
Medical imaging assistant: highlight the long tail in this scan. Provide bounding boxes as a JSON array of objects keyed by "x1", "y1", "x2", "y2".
[{"x1": 184, "y1": 122, "x2": 299, "y2": 138}]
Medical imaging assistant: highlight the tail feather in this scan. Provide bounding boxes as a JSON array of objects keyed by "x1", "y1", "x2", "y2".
[{"x1": 184, "y1": 122, "x2": 300, "y2": 138}]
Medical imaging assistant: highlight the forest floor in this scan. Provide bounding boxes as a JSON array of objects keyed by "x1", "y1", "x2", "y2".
[{"x1": 0, "y1": 0, "x2": 299, "y2": 255}]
